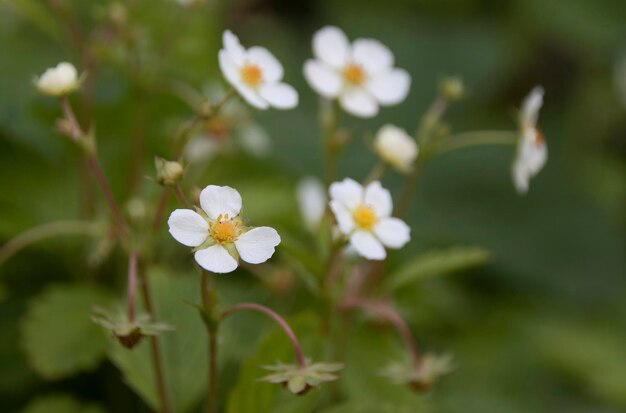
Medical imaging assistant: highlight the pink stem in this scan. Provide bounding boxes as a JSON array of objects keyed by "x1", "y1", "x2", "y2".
[
  {"x1": 173, "y1": 184, "x2": 190, "y2": 208},
  {"x1": 339, "y1": 299, "x2": 421, "y2": 367},
  {"x1": 221, "y1": 303, "x2": 307, "y2": 369},
  {"x1": 127, "y1": 251, "x2": 138, "y2": 323}
]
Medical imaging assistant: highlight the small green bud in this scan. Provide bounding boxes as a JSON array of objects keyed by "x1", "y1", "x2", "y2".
[
  {"x1": 155, "y1": 157, "x2": 184, "y2": 187},
  {"x1": 439, "y1": 76, "x2": 464, "y2": 101}
]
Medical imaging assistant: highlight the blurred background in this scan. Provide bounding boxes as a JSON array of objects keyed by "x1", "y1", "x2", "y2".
[{"x1": 1, "y1": 0, "x2": 625, "y2": 412}]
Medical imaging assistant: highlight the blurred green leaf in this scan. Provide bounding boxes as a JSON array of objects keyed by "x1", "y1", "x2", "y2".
[
  {"x1": 320, "y1": 402, "x2": 421, "y2": 413},
  {"x1": 386, "y1": 246, "x2": 490, "y2": 291},
  {"x1": 20, "y1": 285, "x2": 112, "y2": 380},
  {"x1": 20, "y1": 394, "x2": 105, "y2": 413},
  {"x1": 227, "y1": 314, "x2": 321, "y2": 413},
  {"x1": 3, "y1": 0, "x2": 62, "y2": 42},
  {"x1": 108, "y1": 268, "x2": 208, "y2": 413}
]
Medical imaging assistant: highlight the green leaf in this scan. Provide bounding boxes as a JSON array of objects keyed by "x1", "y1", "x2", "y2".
[
  {"x1": 386, "y1": 246, "x2": 490, "y2": 291},
  {"x1": 20, "y1": 285, "x2": 113, "y2": 380},
  {"x1": 227, "y1": 314, "x2": 322, "y2": 413},
  {"x1": 319, "y1": 402, "x2": 423, "y2": 413},
  {"x1": 107, "y1": 268, "x2": 208, "y2": 413},
  {"x1": 20, "y1": 394, "x2": 105, "y2": 413}
]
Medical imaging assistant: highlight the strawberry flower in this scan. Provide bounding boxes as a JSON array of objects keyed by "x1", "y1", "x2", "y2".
[
  {"x1": 329, "y1": 178, "x2": 410, "y2": 260},
  {"x1": 168, "y1": 185, "x2": 281, "y2": 273},
  {"x1": 304, "y1": 26, "x2": 411, "y2": 118},
  {"x1": 219, "y1": 30, "x2": 298, "y2": 110},
  {"x1": 512, "y1": 86, "x2": 547, "y2": 194}
]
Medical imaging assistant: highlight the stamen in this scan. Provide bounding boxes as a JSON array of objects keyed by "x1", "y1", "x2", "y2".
[
  {"x1": 240, "y1": 64, "x2": 263, "y2": 87},
  {"x1": 343, "y1": 63, "x2": 366, "y2": 86},
  {"x1": 352, "y1": 205, "x2": 377, "y2": 229},
  {"x1": 209, "y1": 214, "x2": 241, "y2": 244}
]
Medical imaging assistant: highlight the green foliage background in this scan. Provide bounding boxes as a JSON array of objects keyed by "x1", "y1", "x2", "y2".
[{"x1": 1, "y1": 0, "x2": 625, "y2": 412}]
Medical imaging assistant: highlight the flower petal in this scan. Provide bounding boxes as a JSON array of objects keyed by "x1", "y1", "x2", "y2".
[
  {"x1": 329, "y1": 200, "x2": 355, "y2": 234},
  {"x1": 246, "y1": 46, "x2": 283, "y2": 82},
  {"x1": 303, "y1": 60, "x2": 342, "y2": 98},
  {"x1": 235, "y1": 226, "x2": 281, "y2": 264},
  {"x1": 373, "y1": 217, "x2": 410, "y2": 249},
  {"x1": 167, "y1": 209, "x2": 209, "y2": 247},
  {"x1": 367, "y1": 68, "x2": 411, "y2": 106},
  {"x1": 520, "y1": 86, "x2": 544, "y2": 127},
  {"x1": 313, "y1": 26, "x2": 350, "y2": 68},
  {"x1": 200, "y1": 185, "x2": 243, "y2": 220},
  {"x1": 329, "y1": 178, "x2": 363, "y2": 210},
  {"x1": 219, "y1": 49, "x2": 241, "y2": 86},
  {"x1": 258, "y1": 82, "x2": 298, "y2": 109},
  {"x1": 350, "y1": 230, "x2": 386, "y2": 260},
  {"x1": 223, "y1": 30, "x2": 246, "y2": 65},
  {"x1": 352, "y1": 39, "x2": 393, "y2": 75},
  {"x1": 234, "y1": 83, "x2": 270, "y2": 109},
  {"x1": 339, "y1": 88, "x2": 378, "y2": 118},
  {"x1": 194, "y1": 244, "x2": 238, "y2": 274},
  {"x1": 511, "y1": 158, "x2": 530, "y2": 195},
  {"x1": 364, "y1": 181, "x2": 392, "y2": 218}
]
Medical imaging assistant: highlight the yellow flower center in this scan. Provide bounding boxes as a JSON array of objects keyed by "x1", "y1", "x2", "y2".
[
  {"x1": 533, "y1": 128, "x2": 545, "y2": 146},
  {"x1": 240, "y1": 64, "x2": 263, "y2": 87},
  {"x1": 209, "y1": 214, "x2": 241, "y2": 244},
  {"x1": 352, "y1": 205, "x2": 377, "y2": 229},
  {"x1": 342, "y1": 63, "x2": 366, "y2": 86}
]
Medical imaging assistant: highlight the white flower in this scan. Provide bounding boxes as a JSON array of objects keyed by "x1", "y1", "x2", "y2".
[
  {"x1": 168, "y1": 185, "x2": 281, "y2": 273},
  {"x1": 373, "y1": 124, "x2": 418, "y2": 172},
  {"x1": 35, "y1": 62, "x2": 80, "y2": 97},
  {"x1": 512, "y1": 86, "x2": 547, "y2": 194},
  {"x1": 329, "y1": 178, "x2": 410, "y2": 260},
  {"x1": 296, "y1": 177, "x2": 327, "y2": 232},
  {"x1": 304, "y1": 26, "x2": 411, "y2": 118},
  {"x1": 219, "y1": 30, "x2": 298, "y2": 110}
]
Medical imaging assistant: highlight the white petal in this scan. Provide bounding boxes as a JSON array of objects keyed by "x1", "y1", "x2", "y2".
[
  {"x1": 350, "y1": 230, "x2": 386, "y2": 260},
  {"x1": 374, "y1": 217, "x2": 410, "y2": 249},
  {"x1": 329, "y1": 178, "x2": 363, "y2": 209},
  {"x1": 246, "y1": 46, "x2": 283, "y2": 82},
  {"x1": 194, "y1": 244, "x2": 238, "y2": 274},
  {"x1": 367, "y1": 69, "x2": 411, "y2": 106},
  {"x1": 329, "y1": 200, "x2": 355, "y2": 234},
  {"x1": 521, "y1": 86, "x2": 544, "y2": 127},
  {"x1": 200, "y1": 185, "x2": 243, "y2": 220},
  {"x1": 167, "y1": 209, "x2": 209, "y2": 247},
  {"x1": 223, "y1": 30, "x2": 246, "y2": 65},
  {"x1": 303, "y1": 60, "x2": 342, "y2": 98},
  {"x1": 313, "y1": 26, "x2": 350, "y2": 68},
  {"x1": 352, "y1": 39, "x2": 393, "y2": 75},
  {"x1": 258, "y1": 82, "x2": 298, "y2": 109},
  {"x1": 219, "y1": 50, "x2": 241, "y2": 86},
  {"x1": 234, "y1": 83, "x2": 269, "y2": 109},
  {"x1": 297, "y1": 177, "x2": 327, "y2": 231},
  {"x1": 339, "y1": 88, "x2": 378, "y2": 118},
  {"x1": 512, "y1": 158, "x2": 529, "y2": 195},
  {"x1": 235, "y1": 227, "x2": 281, "y2": 264},
  {"x1": 364, "y1": 181, "x2": 392, "y2": 218}
]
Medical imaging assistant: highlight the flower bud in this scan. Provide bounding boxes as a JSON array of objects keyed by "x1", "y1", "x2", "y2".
[
  {"x1": 439, "y1": 76, "x2": 465, "y2": 101},
  {"x1": 373, "y1": 124, "x2": 419, "y2": 173},
  {"x1": 35, "y1": 62, "x2": 81, "y2": 97},
  {"x1": 155, "y1": 157, "x2": 184, "y2": 187}
]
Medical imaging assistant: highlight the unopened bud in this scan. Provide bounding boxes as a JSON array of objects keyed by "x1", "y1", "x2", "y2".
[
  {"x1": 439, "y1": 76, "x2": 464, "y2": 101},
  {"x1": 155, "y1": 157, "x2": 184, "y2": 187}
]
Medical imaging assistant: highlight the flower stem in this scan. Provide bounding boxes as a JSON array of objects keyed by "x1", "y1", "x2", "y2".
[
  {"x1": 127, "y1": 251, "x2": 138, "y2": 323},
  {"x1": 151, "y1": 188, "x2": 171, "y2": 234},
  {"x1": 339, "y1": 299, "x2": 421, "y2": 368},
  {"x1": 138, "y1": 264, "x2": 172, "y2": 413},
  {"x1": 321, "y1": 98, "x2": 339, "y2": 186},
  {"x1": 433, "y1": 130, "x2": 518, "y2": 155},
  {"x1": 363, "y1": 161, "x2": 386, "y2": 185},
  {"x1": 0, "y1": 220, "x2": 100, "y2": 267},
  {"x1": 221, "y1": 303, "x2": 307, "y2": 369},
  {"x1": 173, "y1": 184, "x2": 190, "y2": 208},
  {"x1": 200, "y1": 271, "x2": 219, "y2": 413}
]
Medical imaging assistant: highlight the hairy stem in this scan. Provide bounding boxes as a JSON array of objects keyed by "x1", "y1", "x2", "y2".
[
  {"x1": 221, "y1": 303, "x2": 307, "y2": 369},
  {"x1": 339, "y1": 299, "x2": 421, "y2": 367}
]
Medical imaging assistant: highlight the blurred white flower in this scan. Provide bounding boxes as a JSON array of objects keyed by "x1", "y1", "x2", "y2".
[
  {"x1": 512, "y1": 86, "x2": 547, "y2": 194},
  {"x1": 296, "y1": 177, "x2": 327, "y2": 232},
  {"x1": 329, "y1": 178, "x2": 410, "y2": 260},
  {"x1": 304, "y1": 26, "x2": 411, "y2": 118},
  {"x1": 239, "y1": 124, "x2": 271, "y2": 157},
  {"x1": 35, "y1": 62, "x2": 80, "y2": 97},
  {"x1": 168, "y1": 185, "x2": 281, "y2": 273},
  {"x1": 373, "y1": 124, "x2": 418, "y2": 172},
  {"x1": 219, "y1": 30, "x2": 298, "y2": 110}
]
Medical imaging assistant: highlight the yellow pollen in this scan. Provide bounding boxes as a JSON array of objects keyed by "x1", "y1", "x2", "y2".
[
  {"x1": 209, "y1": 214, "x2": 241, "y2": 244},
  {"x1": 352, "y1": 205, "x2": 377, "y2": 229},
  {"x1": 240, "y1": 64, "x2": 263, "y2": 87},
  {"x1": 343, "y1": 64, "x2": 366, "y2": 86},
  {"x1": 533, "y1": 128, "x2": 545, "y2": 146}
]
